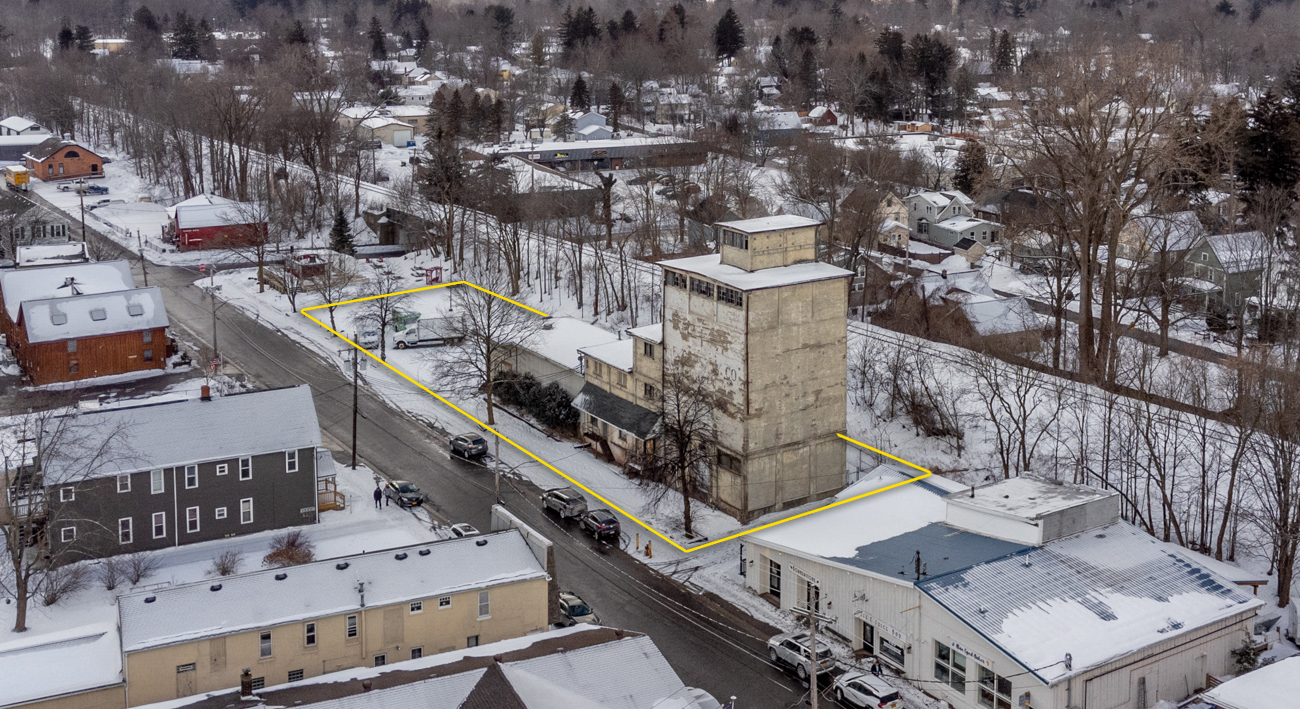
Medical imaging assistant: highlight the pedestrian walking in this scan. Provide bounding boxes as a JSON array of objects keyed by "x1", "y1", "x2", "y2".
[
  {"x1": 373, "y1": 485, "x2": 383, "y2": 509},
  {"x1": 871, "y1": 658, "x2": 881, "y2": 676}
]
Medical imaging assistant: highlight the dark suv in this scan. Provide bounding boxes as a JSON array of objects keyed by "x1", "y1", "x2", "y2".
[
  {"x1": 451, "y1": 433, "x2": 488, "y2": 458},
  {"x1": 579, "y1": 509, "x2": 620, "y2": 540},
  {"x1": 384, "y1": 480, "x2": 425, "y2": 508},
  {"x1": 540, "y1": 487, "x2": 588, "y2": 519}
]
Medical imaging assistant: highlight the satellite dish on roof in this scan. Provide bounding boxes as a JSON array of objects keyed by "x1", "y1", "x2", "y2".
[{"x1": 56, "y1": 277, "x2": 83, "y2": 296}]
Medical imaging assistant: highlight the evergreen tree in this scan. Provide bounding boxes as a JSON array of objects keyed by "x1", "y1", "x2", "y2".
[
  {"x1": 128, "y1": 6, "x2": 164, "y2": 56},
  {"x1": 908, "y1": 33, "x2": 955, "y2": 121},
  {"x1": 560, "y1": 6, "x2": 602, "y2": 51},
  {"x1": 953, "y1": 140, "x2": 989, "y2": 195},
  {"x1": 1240, "y1": 89, "x2": 1300, "y2": 201},
  {"x1": 713, "y1": 8, "x2": 745, "y2": 61},
  {"x1": 489, "y1": 97, "x2": 505, "y2": 142},
  {"x1": 415, "y1": 19, "x2": 430, "y2": 56},
  {"x1": 554, "y1": 113, "x2": 576, "y2": 140},
  {"x1": 368, "y1": 16, "x2": 387, "y2": 60},
  {"x1": 875, "y1": 28, "x2": 905, "y2": 69},
  {"x1": 1216, "y1": 0, "x2": 1237, "y2": 17},
  {"x1": 569, "y1": 75, "x2": 590, "y2": 111},
  {"x1": 343, "y1": 8, "x2": 358, "y2": 31},
  {"x1": 446, "y1": 89, "x2": 466, "y2": 137},
  {"x1": 608, "y1": 81, "x2": 625, "y2": 131},
  {"x1": 57, "y1": 24, "x2": 75, "y2": 52},
  {"x1": 74, "y1": 25, "x2": 95, "y2": 52},
  {"x1": 285, "y1": 20, "x2": 311, "y2": 46},
  {"x1": 329, "y1": 209, "x2": 355, "y2": 255},
  {"x1": 197, "y1": 19, "x2": 218, "y2": 60},
  {"x1": 466, "y1": 92, "x2": 485, "y2": 142},
  {"x1": 170, "y1": 11, "x2": 200, "y2": 60},
  {"x1": 620, "y1": 9, "x2": 639, "y2": 34},
  {"x1": 994, "y1": 30, "x2": 1016, "y2": 73}
]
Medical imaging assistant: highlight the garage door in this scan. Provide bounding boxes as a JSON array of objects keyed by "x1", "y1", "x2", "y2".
[{"x1": 392, "y1": 130, "x2": 411, "y2": 147}]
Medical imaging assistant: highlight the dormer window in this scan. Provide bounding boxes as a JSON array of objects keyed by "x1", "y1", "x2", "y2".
[
  {"x1": 90, "y1": 308, "x2": 107, "y2": 321},
  {"x1": 51, "y1": 313, "x2": 68, "y2": 325},
  {"x1": 127, "y1": 303, "x2": 144, "y2": 316}
]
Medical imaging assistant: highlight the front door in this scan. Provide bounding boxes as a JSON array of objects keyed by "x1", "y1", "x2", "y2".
[{"x1": 176, "y1": 663, "x2": 197, "y2": 697}]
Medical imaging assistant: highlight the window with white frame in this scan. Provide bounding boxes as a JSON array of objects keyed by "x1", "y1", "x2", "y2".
[
  {"x1": 934, "y1": 641, "x2": 967, "y2": 693},
  {"x1": 119, "y1": 518, "x2": 133, "y2": 544},
  {"x1": 150, "y1": 469, "x2": 164, "y2": 494},
  {"x1": 239, "y1": 457, "x2": 252, "y2": 480},
  {"x1": 286, "y1": 449, "x2": 298, "y2": 473},
  {"x1": 240, "y1": 498, "x2": 253, "y2": 524},
  {"x1": 117, "y1": 474, "x2": 131, "y2": 493},
  {"x1": 216, "y1": 463, "x2": 228, "y2": 476},
  {"x1": 215, "y1": 506, "x2": 227, "y2": 520},
  {"x1": 59, "y1": 486, "x2": 74, "y2": 502},
  {"x1": 346, "y1": 615, "x2": 358, "y2": 638},
  {"x1": 60, "y1": 526, "x2": 75, "y2": 542},
  {"x1": 477, "y1": 590, "x2": 490, "y2": 619},
  {"x1": 304, "y1": 622, "x2": 316, "y2": 646},
  {"x1": 438, "y1": 596, "x2": 451, "y2": 609},
  {"x1": 410, "y1": 601, "x2": 423, "y2": 614},
  {"x1": 260, "y1": 631, "x2": 272, "y2": 658},
  {"x1": 186, "y1": 506, "x2": 200, "y2": 533},
  {"x1": 152, "y1": 512, "x2": 166, "y2": 539},
  {"x1": 184, "y1": 465, "x2": 198, "y2": 489}
]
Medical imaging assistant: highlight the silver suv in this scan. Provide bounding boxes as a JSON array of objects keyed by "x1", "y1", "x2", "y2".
[
  {"x1": 767, "y1": 632, "x2": 836, "y2": 681},
  {"x1": 540, "y1": 487, "x2": 588, "y2": 518},
  {"x1": 451, "y1": 433, "x2": 488, "y2": 458}
]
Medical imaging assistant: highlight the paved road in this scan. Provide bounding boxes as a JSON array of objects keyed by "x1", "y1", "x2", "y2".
[{"x1": 76, "y1": 228, "x2": 806, "y2": 707}]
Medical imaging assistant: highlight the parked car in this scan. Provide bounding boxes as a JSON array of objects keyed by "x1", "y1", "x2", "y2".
[
  {"x1": 766, "y1": 632, "x2": 836, "y2": 681},
  {"x1": 357, "y1": 330, "x2": 381, "y2": 349},
  {"x1": 541, "y1": 487, "x2": 588, "y2": 518},
  {"x1": 451, "y1": 433, "x2": 488, "y2": 458},
  {"x1": 450, "y1": 523, "x2": 479, "y2": 538},
  {"x1": 579, "y1": 509, "x2": 620, "y2": 541},
  {"x1": 82, "y1": 184, "x2": 109, "y2": 195},
  {"x1": 384, "y1": 480, "x2": 425, "y2": 508},
  {"x1": 831, "y1": 671, "x2": 901, "y2": 709},
  {"x1": 559, "y1": 591, "x2": 598, "y2": 626}
]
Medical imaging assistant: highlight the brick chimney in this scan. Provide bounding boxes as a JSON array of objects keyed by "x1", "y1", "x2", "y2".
[{"x1": 200, "y1": 385, "x2": 211, "y2": 401}]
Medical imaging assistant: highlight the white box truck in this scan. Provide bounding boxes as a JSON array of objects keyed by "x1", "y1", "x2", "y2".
[{"x1": 394, "y1": 316, "x2": 464, "y2": 349}]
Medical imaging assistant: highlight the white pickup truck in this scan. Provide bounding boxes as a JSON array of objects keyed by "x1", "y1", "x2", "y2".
[{"x1": 394, "y1": 316, "x2": 464, "y2": 349}]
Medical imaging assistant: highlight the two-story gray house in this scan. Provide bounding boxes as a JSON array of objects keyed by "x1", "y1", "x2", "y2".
[{"x1": 40, "y1": 384, "x2": 323, "y2": 560}]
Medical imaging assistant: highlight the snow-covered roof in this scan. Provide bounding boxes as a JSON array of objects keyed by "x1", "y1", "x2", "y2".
[
  {"x1": 527, "y1": 317, "x2": 619, "y2": 371},
  {"x1": 1207, "y1": 231, "x2": 1268, "y2": 273},
  {"x1": 21, "y1": 286, "x2": 168, "y2": 343},
  {"x1": 501, "y1": 634, "x2": 687, "y2": 709},
  {"x1": 959, "y1": 297, "x2": 1047, "y2": 337},
  {"x1": 660, "y1": 254, "x2": 852, "y2": 292},
  {"x1": 118, "y1": 530, "x2": 546, "y2": 653},
  {"x1": 1203, "y1": 654, "x2": 1300, "y2": 709},
  {"x1": 762, "y1": 111, "x2": 802, "y2": 130},
  {"x1": 0, "y1": 116, "x2": 39, "y2": 132},
  {"x1": 359, "y1": 116, "x2": 411, "y2": 130},
  {"x1": 579, "y1": 338, "x2": 634, "y2": 372},
  {"x1": 577, "y1": 124, "x2": 610, "y2": 136},
  {"x1": 938, "y1": 215, "x2": 999, "y2": 231},
  {"x1": 915, "y1": 269, "x2": 994, "y2": 301},
  {"x1": 908, "y1": 190, "x2": 974, "y2": 209},
  {"x1": 1129, "y1": 211, "x2": 1205, "y2": 251},
  {"x1": 166, "y1": 193, "x2": 236, "y2": 219},
  {"x1": 175, "y1": 201, "x2": 260, "y2": 230},
  {"x1": 41, "y1": 385, "x2": 322, "y2": 483},
  {"x1": 628, "y1": 322, "x2": 663, "y2": 344},
  {"x1": 808, "y1": 106, "x2": 830, "y2": 118},
  {"x1": 0, "y1": 622, "x2": 122, "y2": 707},
  {"x1": 919, "y1": 521, "x2": 1263, "y2": 684},
  {"x1": 716, "y1": 215, "x2": 821, "y2": 233},
  {"x1": 15, "y1": 242, "x2": 89, "y2": 268},
  {"x1": 947, "y1": 476, "x2": 1114, "y2": 519},
  {"x1": 0, "y1": 260, "x2": 135, "y2": 321},
  {"x1": 749, "y1": 465, "x2": 968, "y2": 561}
]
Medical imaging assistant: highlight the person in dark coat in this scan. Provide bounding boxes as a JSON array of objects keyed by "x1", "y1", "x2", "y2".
[{"x1": 373, "y1": 485, "x2": 383, "y2": 509}]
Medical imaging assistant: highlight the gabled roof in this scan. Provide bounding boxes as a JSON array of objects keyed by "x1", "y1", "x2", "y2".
[
  {"x1": 1203, "y1": 654, "x2": 1300, "y2": 709},
  {"x1": 627, "y1": 322, "x2": 663, "y2": 345},
  {"x1": 1207, "y1": 230, "x2": 1268, "y2": 273},
  {"x1": 959, "y1": 296, "x2": 1046, "y2": 336},
  {"x1": 1129, "y1": 211, "x2": 1205, "y2": 251},
  {"x1": 0, "y1": 116, "x2": 39, "y2": 132},
  {"x1": 571, "y1": 383, "x2": 660, "y2": 440},
  {"x1": 579, "y1": 338, "x2": 634, "y2": 372},
  {"x1": 0, "y1": 622, "x2": 122, "y2": 707},
  {"x1": 22, "y1": 138, "x2": 99, "y2": 162},
  {"x1": 919, "y1": 521, "x2": 1263, "y2": 684},
  {"x1": 20, "y1": 286, "x2": 168, "y2": 343},
  {"x1": 118, "y1": 530, "x2": 545, "y2": 653},
  {"x1": 41, "y1": 385, "x2": 322, "y2": 483},
  {"x1": 175, "y1": 201, "x2": 261, "y2": 230},
  {"x1": 525, "y1": 317, "x2": 619, "y2": 371},
  {"x1": 0, "y1": 260, "x2": 135, "y2": 321}
]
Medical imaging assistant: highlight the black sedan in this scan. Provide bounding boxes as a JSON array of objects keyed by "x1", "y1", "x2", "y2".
[{"x1": 579, "y1": 509, "x2": 621, "y2": 541}]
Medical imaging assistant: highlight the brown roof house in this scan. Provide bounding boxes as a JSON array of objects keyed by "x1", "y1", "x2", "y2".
[{"x1": 23, "y1": 138, "x2": 105, "y2": 181}]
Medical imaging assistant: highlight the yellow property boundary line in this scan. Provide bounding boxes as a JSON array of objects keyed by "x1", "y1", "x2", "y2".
[{"x1": 302, "y1": 281, "x2": 932, "y2": 553}]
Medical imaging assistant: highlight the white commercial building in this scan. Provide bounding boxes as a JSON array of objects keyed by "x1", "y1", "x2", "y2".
[{"x1": 744, "y1": 470, "x2": 1263, "y2": 709}]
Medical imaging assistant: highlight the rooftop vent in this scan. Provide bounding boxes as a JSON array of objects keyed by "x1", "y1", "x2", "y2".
[
  {"x1": 89, "y1": 308, "x2": 107, "y2": 321},
  {"x1": 418, "y1": 549, "x2": 431, "y2": 556},
  {"x1": 210, "y1": 584, "x2": 222, "y2": 592},
  {"x1": 144, "y1": 596, "x2": 156, "y2": 603},
  {"x1": 475, "y1": 539, "x2": 488, "y2": 547},
  {"x1": 336, "y1": 562, "x2": 350, "y2": 570},
  {"x1": 394, "y1": 553, "x2": 408, "y2": 560},
  {"x1": 275, "y1": 573, "x2": 287, "y2": 580},
  {"x1": 127, "y1": 303, "x2": 144, "y2": 316}
]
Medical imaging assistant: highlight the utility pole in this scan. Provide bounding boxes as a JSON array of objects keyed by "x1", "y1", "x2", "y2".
[
  {"x1": 210, "y1": 292, "x2": 220, "y2": 365},
  {"x1": 793, "y1": 566, "x2": 834, "y2": 709},
  {"x1": 136, "y1": 230, "x2": 148, "y2": 286},
  {"x1": 351, "y1": 343, "x2": 359, "y2": 470},
  {"x1": 78, "y1": 186, "x2": 86, "y2": 242},
  {"x1": 494, "y1": 434, "x2": 501, "y2": 504}
]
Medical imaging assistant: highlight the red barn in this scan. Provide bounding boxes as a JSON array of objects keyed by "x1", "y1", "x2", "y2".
[
  {"x1": 170, "y1": 194, "x2": 267, "y2": 251},
  {"x1": 0, "y1": 261, "x2": 169, "y2": 385}
]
